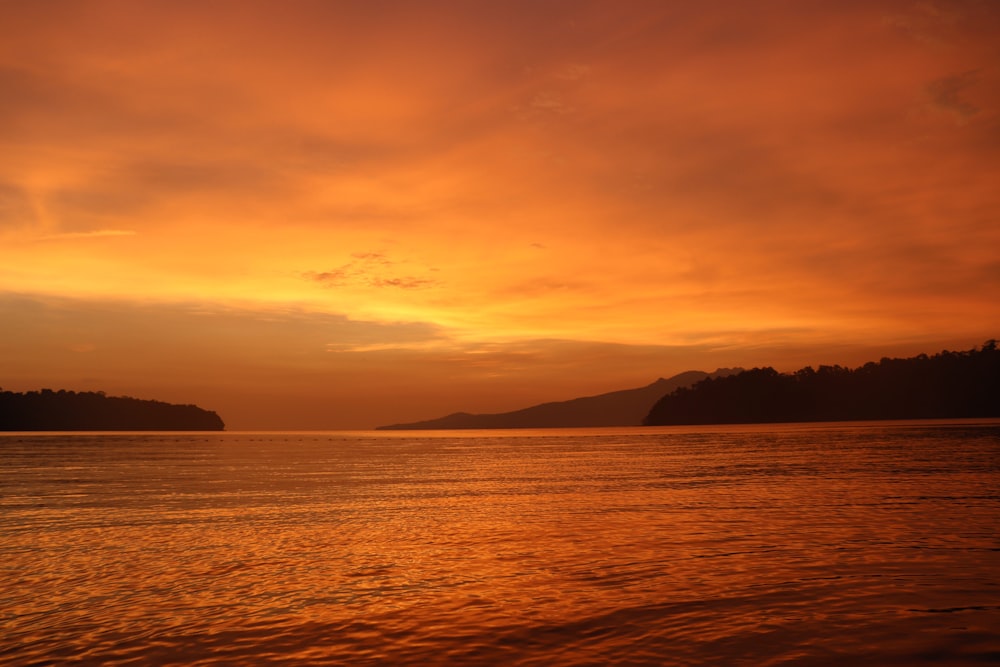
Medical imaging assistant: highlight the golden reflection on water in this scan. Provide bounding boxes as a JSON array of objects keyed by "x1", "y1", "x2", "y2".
[{"x1": 1, "y1": 423, "x2": 999, "y2": 665}]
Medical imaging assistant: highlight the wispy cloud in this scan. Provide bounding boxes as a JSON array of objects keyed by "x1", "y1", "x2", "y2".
[
  {"x1": 304, "y1": 251, "x2": 439, "y2": 290},
  {"x1": 369, "y1": 276, "x2": 436, "y2": 289},
  {"x1": 306, "y1": 268, "x2": 437, "y2": 290}
]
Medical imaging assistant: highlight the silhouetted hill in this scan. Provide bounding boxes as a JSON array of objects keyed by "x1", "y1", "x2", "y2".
[
  {"x1": 0, "y1": 389, "x2": 225, "y2": 430},
  {"x1": 644, "y1": 341, "x2": 1000, "y2": 425},
  {"x1": 377, "y1": 369, "x2": 739, "y2": 430}
]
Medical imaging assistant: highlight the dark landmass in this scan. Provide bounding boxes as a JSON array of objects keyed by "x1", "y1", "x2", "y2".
[
  {"x1": 0, "y1": 388, "x2": 226, "y2": 431},
  {"x1": 644, "y1": 341, "x2": 999, "y2": 425},
  {"x1": 377, "y1": 369, "x2": 740, "y2": 430}
]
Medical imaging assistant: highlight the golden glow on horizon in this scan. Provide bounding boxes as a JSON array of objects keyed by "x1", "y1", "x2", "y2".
[{"x1": 1, "y1": 1, "x2": 998, "y2": 428}]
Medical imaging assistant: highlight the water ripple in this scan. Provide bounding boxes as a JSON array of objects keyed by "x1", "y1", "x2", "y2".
[{"x1": 2, "y1": 422, "x2": 998, "y2": 665}]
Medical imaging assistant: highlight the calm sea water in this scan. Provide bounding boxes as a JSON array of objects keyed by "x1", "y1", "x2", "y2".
[{"x1": 2, "y1": 421, "x2": 998, "y2": 666}]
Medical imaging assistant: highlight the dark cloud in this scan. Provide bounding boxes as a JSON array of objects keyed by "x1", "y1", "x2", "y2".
[
  {"x1": 36, "y1": 158, "x2": 293, "y2": 234},
  {"x1": 926, "y1": 71, "x2": 980, "y2": 122},
  {"x1": 0, "y1": 65, "x2": 219, "y2": 147}
]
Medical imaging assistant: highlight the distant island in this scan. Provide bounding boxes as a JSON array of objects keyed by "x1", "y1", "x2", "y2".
[
  {"x1": 0, "y1": 389, "x2": 225, "y2": 431},
  {"x1": 376, "y1": 369, "x2": 739, "y2": 429},
  {"x1": 644, "y1": 341, "x2": 999, "y2": 425}
]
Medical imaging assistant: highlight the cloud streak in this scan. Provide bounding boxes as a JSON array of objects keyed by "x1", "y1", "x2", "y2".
[{"x1": 35, "y1": 229, "x2": 137, "y2": 241}]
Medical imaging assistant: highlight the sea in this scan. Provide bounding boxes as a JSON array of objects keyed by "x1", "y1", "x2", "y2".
[{"x1": 2, "y1": 420, "x2": 998, "y2": 666}]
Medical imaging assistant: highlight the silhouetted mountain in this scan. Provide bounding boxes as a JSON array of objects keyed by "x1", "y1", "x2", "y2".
[
  {"x1": 377, "y1": 369, "x2": 739, "y2": 430},
  {"x1": 644, "y1": 341, "x2": 1000, "y2": 425},
  {"x1": 0, "y1": 389, "x2": 225, "y2": 431}
]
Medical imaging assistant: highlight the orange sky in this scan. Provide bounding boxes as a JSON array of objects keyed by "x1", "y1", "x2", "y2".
[{"x1": 2, "y1": 1, "x2": 998, "y2": 429}]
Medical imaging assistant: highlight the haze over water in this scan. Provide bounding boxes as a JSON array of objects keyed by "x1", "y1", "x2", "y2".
[{"x1": 2, "y1": 421, "x2": 998, "y2": 665}]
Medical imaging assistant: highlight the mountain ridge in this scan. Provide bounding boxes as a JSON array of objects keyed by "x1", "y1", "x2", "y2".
[{"x1": 376, "y1": 369, "x2": 739, "y2": 430}]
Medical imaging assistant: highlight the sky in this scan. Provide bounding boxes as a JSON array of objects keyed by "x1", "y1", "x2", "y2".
[{"x1": 1, "y1": 0, "x2": 998, "y2": 429}]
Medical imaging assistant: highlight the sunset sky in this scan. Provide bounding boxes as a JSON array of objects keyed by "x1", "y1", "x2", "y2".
[{"x1": 2, "y1": 0, "x2": 998, "y2": 429}]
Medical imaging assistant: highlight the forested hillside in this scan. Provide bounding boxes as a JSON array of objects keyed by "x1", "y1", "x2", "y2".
[
  {"x1": 644, "y1": 342, "x2": 999, "y2": 425},
  {"x1": 0, "y1": 389, "x2": 225, "y2": 430}
]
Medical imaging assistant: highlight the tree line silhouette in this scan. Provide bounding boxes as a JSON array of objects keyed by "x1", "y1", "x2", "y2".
[
  {"x1": 644, "y1": 341, "x2": 999, "y2": 425},
  {"x1": 0, "y1": 389, "x2": 225, "y2": 430}
]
